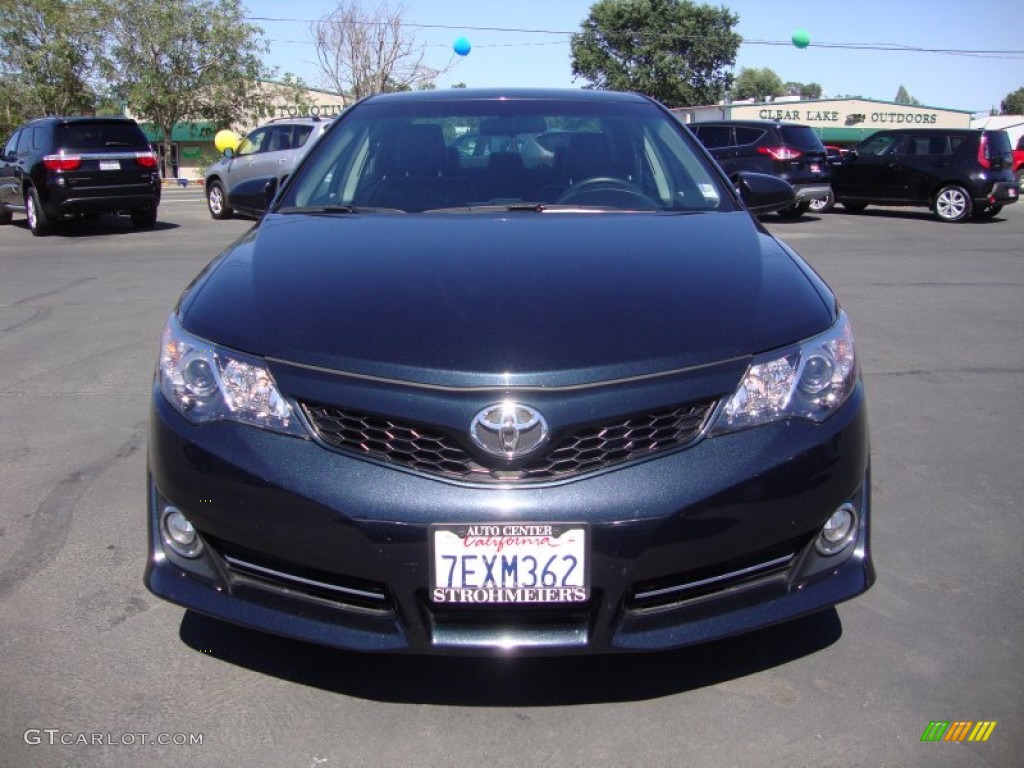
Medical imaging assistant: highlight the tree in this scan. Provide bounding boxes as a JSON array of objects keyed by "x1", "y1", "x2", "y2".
[
  {"x1": 894, "y1": 85, "x2": 920, "y2": 106},
  {"x1": 105, "y1": 0, "x2": 269, "y2": 176},
  {"x1": 732, "y1": 67, "x2": 784, "y2": 102},
  {"x1": 570, "y1": 0, "x2": 741, "y2": 108},
  {"x1": 0, "y1": 0, "x2": 109, "y2": 136},
  {"x1": 1000, "y1": 87, "x2": 1024, "y2": 115},
  {"x1": 312, "y1": 0, "x2": 447, "y2": 100},
  {"x1": 784, "y1": 81, "x2": 822, "y2": 100}
]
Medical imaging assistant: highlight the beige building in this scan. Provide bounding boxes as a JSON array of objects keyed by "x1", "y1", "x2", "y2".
[
  {"x1": 673, "y1": 97, "x2": 974, "y2": 145},
  {"x1": 134, "y1": 81, "x2": 349, "y2": 181}
]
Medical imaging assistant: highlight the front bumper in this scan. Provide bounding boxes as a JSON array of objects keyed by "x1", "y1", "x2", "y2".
[{"x1": 146, "y1": 383, "x2": 873, "y2": 655}]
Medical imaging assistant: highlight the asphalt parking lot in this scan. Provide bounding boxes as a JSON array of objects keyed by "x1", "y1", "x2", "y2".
[{"x1": 1, "y1": 190, "x2": 1021, "y2": 767}]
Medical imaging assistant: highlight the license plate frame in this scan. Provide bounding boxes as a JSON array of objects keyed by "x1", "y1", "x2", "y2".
[
  {"x1": 99, "y1": 160, "x2": 121, "y2": 171},
  {"x1": 430, "y1": 522, "x2": 589, "y2": 604}
]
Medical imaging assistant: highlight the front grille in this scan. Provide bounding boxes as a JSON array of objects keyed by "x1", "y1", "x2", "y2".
[{"x1": 301, "y1": 400, "x2": 715, "y2": 483}]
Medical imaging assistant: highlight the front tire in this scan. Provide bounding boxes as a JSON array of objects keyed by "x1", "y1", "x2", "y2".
[
  {"x1": 207, "y1": 181, "x2": 233, "y2": 219},
  {"x1": 934, "y1": 185, "x2": 972, "y2": 222},
  {"x1": 25, "y1": 187, "x2": 53, "y2": 236}
]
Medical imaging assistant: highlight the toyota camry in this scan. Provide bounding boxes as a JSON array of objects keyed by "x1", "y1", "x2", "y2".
[{"x1": 146, "y1": 89, "x2": 873, "y2": 655}]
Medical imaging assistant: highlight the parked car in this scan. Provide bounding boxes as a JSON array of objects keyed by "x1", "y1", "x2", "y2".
[
  {"x1": 1012, "y1": 134, "x2": 1024, "y2": 182},
  {"x1": 204, "y1": 115, "x2": 332, "y2": 219},
  {"x1": 147, "y1": 88, "x2": 873, "y2": 657},
  {"x1": 808, "y1": 145, "x2": 852, "y2": 213},
  {"x1": 832, "y1": 128, "x2": 1019, "y2": 221},
  {"x1": 0, "y1": 116, "x2": 160, "y2": 236},
  {"x1": 691, "y1": 119, "x2": 832, "y2": 218}
]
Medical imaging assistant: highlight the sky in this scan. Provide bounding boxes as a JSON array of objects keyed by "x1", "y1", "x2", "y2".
[{"x1": 242, "y1": 0, "x2": 1024, "y2": 114}]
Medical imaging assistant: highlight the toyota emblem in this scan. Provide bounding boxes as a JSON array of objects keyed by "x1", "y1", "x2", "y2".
[{"x1": 470, "y1": 401, "x2": 549, "y2": 459}]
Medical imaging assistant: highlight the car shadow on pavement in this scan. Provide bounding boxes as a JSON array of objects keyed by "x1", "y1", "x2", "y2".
[
  {"x1": 6, "y1": 215, "x2": 179, "y2": 237},
  {"x1": 179, "y1": 608, "x2": 842, "y2": 705}
]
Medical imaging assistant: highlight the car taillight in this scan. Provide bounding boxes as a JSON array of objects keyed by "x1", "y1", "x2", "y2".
[
  {"x1": 757, "y1": 146, "x2": 802, "y2": 161},
  {"x1": 977, "y1": 134, "x2": 991, "y2": 169},
  {"x1": 43, "y1": 154, "x2": 82, "y2": 172},
  {"x1": 135, "y1": 152, "x2": 159, "y2": 168}
]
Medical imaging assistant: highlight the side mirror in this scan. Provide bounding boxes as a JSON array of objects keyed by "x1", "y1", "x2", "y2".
[
  {"x1": 223, "y1": 147, "x2": 234, "y2": 159},
  {"x1": 227, "y1": 176, "x2": 279, "y2": 214},
  {"x1": 733, "y1": 171, "x2": 795, "y2": 216}
]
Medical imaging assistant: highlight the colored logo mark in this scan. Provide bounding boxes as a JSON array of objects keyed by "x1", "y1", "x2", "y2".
[{"x1": 921, "y1": 721, "x2": 997, "y2": 742}]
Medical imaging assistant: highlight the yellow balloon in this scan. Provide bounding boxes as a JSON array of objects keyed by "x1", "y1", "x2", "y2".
[{"x1": 214, "y1": 129, "x2": 240, "y2": 153}]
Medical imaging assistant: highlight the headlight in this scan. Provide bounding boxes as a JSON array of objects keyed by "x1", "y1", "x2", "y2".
[
  {"x1": 711, "y1": 312, "x2": 857, "y2": 433},
  {"x1": 158, "y1": 314, "x2": 307, "y2": 437}
]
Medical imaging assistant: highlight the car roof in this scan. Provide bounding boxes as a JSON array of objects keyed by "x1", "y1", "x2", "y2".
[
  {"x1": 695, "y1": 119, "x2": 811, "y2": 127},
  {"x1": 25, "y1": 115, "x2": 140, "y2": 127}
]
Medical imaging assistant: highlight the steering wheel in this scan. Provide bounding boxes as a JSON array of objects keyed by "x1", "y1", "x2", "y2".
[{"x1": 556, "y1": 177, "x2": 658, "y2": 209}]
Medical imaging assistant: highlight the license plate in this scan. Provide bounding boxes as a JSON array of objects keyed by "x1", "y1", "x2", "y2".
[
  {"x1": 809, "y1": 162, "x2": 821, "y2": 173},
  {"x1": 99, "y1": 160, "x2": 120, "y2": 171},
  {"x1": 1009, "y1": 187, "x2": 1018, "y2": 198},
  {"x1": 430, "y1": 522, "x2": 588, "y2": 603}
]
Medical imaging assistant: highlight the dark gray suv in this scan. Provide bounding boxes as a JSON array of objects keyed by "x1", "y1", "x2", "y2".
[{"x1": 0, "y1": 116, "x2": 160, "y2": 236}]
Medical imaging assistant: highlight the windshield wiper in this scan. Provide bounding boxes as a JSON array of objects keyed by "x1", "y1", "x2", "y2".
[{"x1": 276, "y1": 205, "x2": 404, "y2": 215}]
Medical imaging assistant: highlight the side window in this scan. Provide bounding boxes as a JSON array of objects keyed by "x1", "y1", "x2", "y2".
[
  {"x1": 267, "y1": 126, "x2": 293, "y2": 152},
  {"x1": 237, "y1": 128, "x2": 268, "y2": 157},
  {"x1": 3, "y1": 130, "x2": 20, "y2": 157},
  {"x1": 694, "y1": 125, "x2": 732, "y2": 149},
  {"x1": 733, "y1": 127, "x2": 763, "y2": 146},
  {"x1": 17, "y1": 129, "x2": 34, "y2": 153},
  {"x1": 858, "y1": 134, "x2": 897, "y2": 156},
  {"x1": 293, "y1": 125, "x2": 313, "y2": 148}
]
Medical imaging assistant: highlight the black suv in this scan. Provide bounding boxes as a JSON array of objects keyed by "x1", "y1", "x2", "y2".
[
  {"x1": 831, "y1": 128, "x2": 1019, "y2": 222},
  {"x1": 691, "y1": 120, "x2": 831, "y2": 218},
  {"x1": 0, "y1": 116, "x2": 160, "y2": 235}
]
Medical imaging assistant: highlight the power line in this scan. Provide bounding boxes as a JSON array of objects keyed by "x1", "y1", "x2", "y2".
[{"x1": 247, "y1": 15, "x2": 1024, "y2": 58}]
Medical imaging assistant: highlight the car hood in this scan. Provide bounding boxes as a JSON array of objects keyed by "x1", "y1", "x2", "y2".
[{"x1": 179, "y1": 211, "x2": 834, "y2": 387}]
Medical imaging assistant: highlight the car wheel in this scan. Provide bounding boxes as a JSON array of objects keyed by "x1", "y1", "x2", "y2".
[
  {"x1": 776, "y1": 201, "x2": 810, "y2": 219},
  {"x1": 25, "y1": 187, "x2": 53, "y2": 236},
  {"x1": 842, "y1": 202, "x2": 868, "y2": 213},
  {"x1": 131, "y1": 207, "x2": 158, "y2": 229},
  {"x1": 1016, "y1": 169, "x2": 1023, "y2": 184},
  {"x1": 971, "y1": 204, "x2": 1003, "y2": 220},
  {"x1": 934, "y1": 185, "x2": 972, "y2": 222},
  {"x1": 808, "y1": 190, "x2": 834, "y2": 213},
  {"x1": 207, "y1": 181, "x2": 233, "y2": 219}
]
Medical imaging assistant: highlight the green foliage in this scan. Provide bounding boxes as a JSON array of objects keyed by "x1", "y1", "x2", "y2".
[
  {"x1": 0, "y1": 0, "x2": 109, "y2": 136},
  {"x1": 732, "y1": 67, "x2": 784, "y2": 102},
  {"x1": 894, "y1": 85, "x2": 920, "y2": 106},
  {"x1": 570, "y1": 0, "x2": 741, "y2": 108},
  {"x1": 105, "y1": 0, "x2": 270, "y2": 165},
  {"x1": 1000, "y1": 87, "x2": 1024, "y2": 115},
  {"x1": 785, "y1": 81, "x2": 822, "y2": 100}
]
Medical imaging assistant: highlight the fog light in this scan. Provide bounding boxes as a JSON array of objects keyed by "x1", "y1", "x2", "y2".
[
  {"x1": 161, "y1": 506, "x2": 203, "y2": 558},
  {"x1": 816, "y1": 503, "x2": 858, "y2": 556}
]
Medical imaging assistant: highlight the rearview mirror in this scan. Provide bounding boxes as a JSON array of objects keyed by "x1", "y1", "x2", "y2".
[{"x1": 227, "y1": 176, "x2": 279, "y2": 214}]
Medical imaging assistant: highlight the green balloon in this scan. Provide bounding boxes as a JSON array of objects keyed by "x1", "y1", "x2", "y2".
[{"x1": 792, "y1": 29, "x2": 811, "y2": 49}]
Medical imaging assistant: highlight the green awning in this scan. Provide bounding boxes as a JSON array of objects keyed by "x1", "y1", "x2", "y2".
[
  {"x1": 140, "y1": 122, "x2": 217, "y2": 143},
  {"x1": 813, "y1": 127, "x2": 879, "y2": 144}
]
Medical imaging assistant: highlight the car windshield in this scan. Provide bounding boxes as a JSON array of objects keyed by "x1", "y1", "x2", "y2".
[
  {"x1": 278, "y1": 96, "x2": 733, "y2": 213},
  {"x1": 779, "y1": 125, "x2": 826, "y2": 152}
]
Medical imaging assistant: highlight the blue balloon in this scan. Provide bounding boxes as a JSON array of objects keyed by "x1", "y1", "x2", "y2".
[{"x1": 453, "y1": 37, "x2": 471, "y2": 56}]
